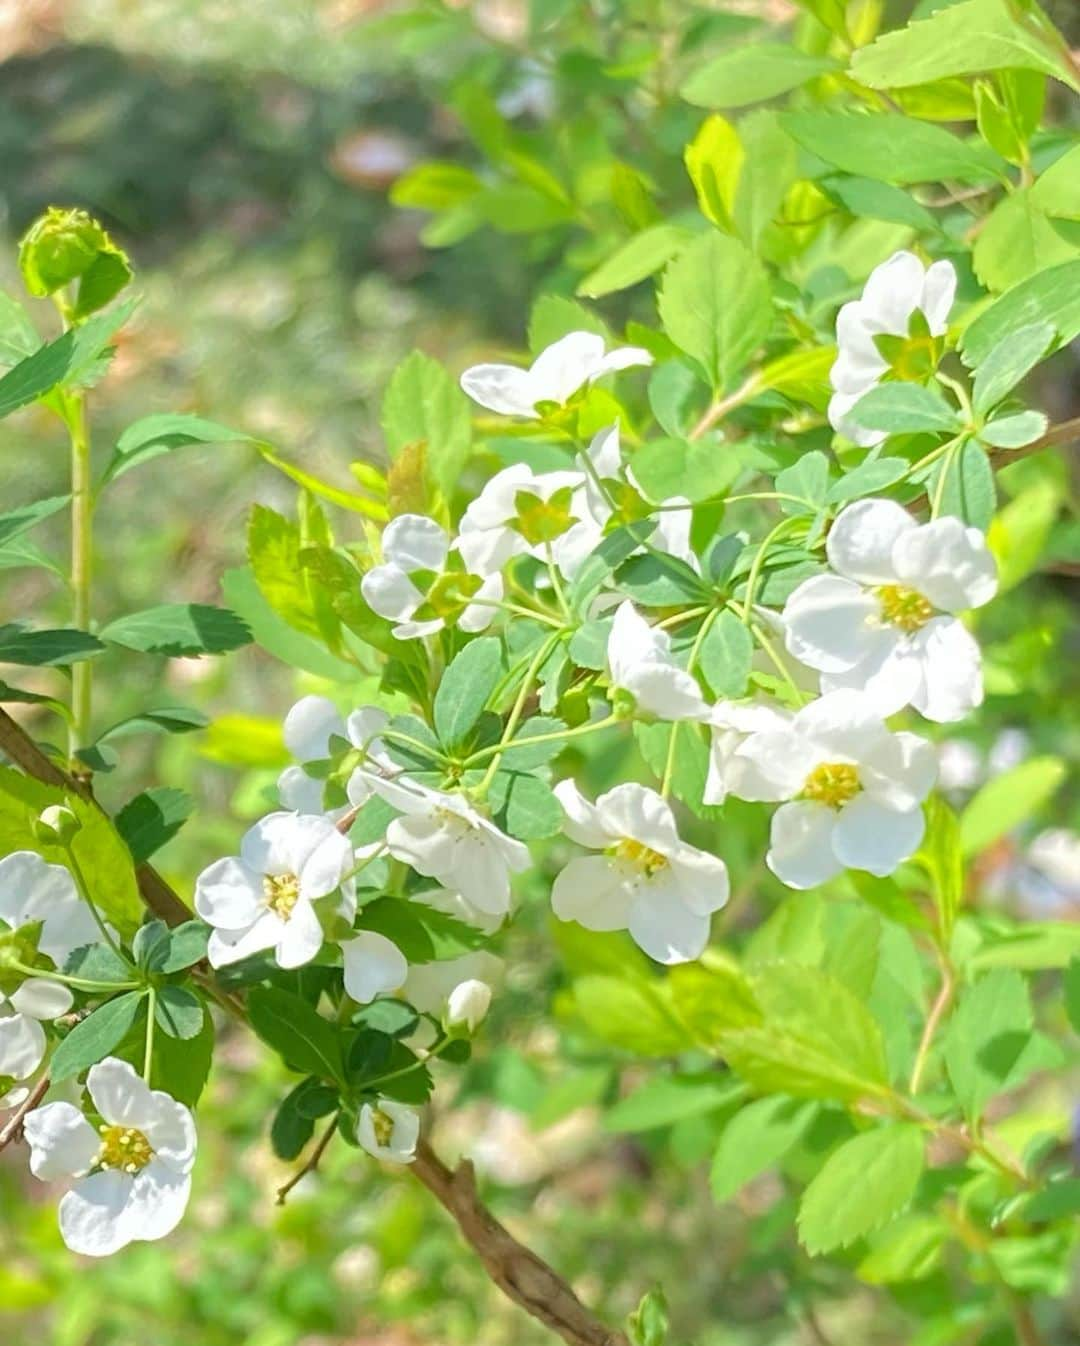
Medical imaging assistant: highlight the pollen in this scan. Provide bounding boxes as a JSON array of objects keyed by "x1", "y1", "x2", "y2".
[
  {"x1": 98, "y1": 1124, "x2": 153, "y2": 1173},
  {"x1": 875, "y1": 584, "x2": 934, "y2": 633},
  {"x1": 371, "y1": 1108, "x2": 395, "y2": 1147},
  {"x1": 612, "y1": 837, "x2": 669, "y2": 876},
  {"x1": 802, "y1": 762, "x2": 861, "y2": 809},
  {"x1": 264, "y1": 872, "x2": 301, "y2": 919}
]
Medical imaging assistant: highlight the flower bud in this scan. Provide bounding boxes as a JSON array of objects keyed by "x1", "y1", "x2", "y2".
[
  {"x1": 445, "y1": 979, "x2": 492, "y2": 1034},
  {"x1": 18, "y1": 207, "x2": 132, "y2": 318},
  {"x1": 34, "y1": 805, "x2": 80, "y2": 846}
]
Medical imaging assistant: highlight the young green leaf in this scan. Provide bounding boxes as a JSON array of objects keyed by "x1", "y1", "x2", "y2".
[
  {"x1": 433, "y1": 636, "x2": 504, "y2": 749},
  {"x1": 577, "y1": 225, "x2": 692, "y2": 299},
  {"x1": 798, "y1": 1124, "x2": 925, "y2": 1255},
  {"x1": 154, "y1": 986, "x2": 206, "y2": 1041},
  {"x1": 960, "y1": 259, "x2": 1080, "y2": 366},
  {"x1": 711, "y1": 1095, "x2": 817, "y2": 1202},
  {"x1": 102, "y1": 414, "x2": 249, "y2": 487},
  {"x1": 381, "y1": 350, "x2": 472, "y2": 500},
  {"x1": 959, "y1": 756, "x2": 1066, "y2": 856},
  {"x1": 698, "y1": 610, "x2": 753, "y2": 699},
  {"x1": 681, "y1": 44, "x2": 838, "y2": 110},
  {"x1": 115, "y1": 788, "x2": 195, "y2": 864},
  {"x1": 972, "y1": 321, "x2": 1055, "y2": 413},
  {"x1": 944, "y1": 969, "x2": 1034, "y2": 1120},
  {"x1": 0, "y1": 495, "x2": 69, "y2": 549},
  {"x1": 51, "y1": 991, "x2": 146, "y2": 1083},
  {"x1": 99, "y1": 604, "x2": 252, "y2": 657}
]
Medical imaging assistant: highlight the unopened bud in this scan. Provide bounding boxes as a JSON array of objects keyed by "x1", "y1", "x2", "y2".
[
  {"x1": 445, "y1": 979, "x2": 492, "y2": 1034},
  {"x1": 34, "y1": 805, "x2": 80, "y2": 846}
]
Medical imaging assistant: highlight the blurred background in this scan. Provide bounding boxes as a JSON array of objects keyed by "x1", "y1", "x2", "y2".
[{"x1": 0, "y1": 2, "x2": 1078, "y2": 1344}]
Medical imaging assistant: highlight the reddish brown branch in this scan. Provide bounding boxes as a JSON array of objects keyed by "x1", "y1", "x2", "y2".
[
  {"x1": 0, "y1": 1075, "x2": 50, "y2": 1151},
  {"x1": 411, "y1": 1140, "x2": 629, "y2": 1346}
]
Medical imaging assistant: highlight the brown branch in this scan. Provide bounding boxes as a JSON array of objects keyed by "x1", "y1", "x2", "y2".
[
  {"x1": 411, "y1": 1140, "x2": 629, "y2": 1346},
  {"x1": 0, "y1": 707, "x2": 190, "y2": 927},
  {"x1": 0, "y1": 1074, "x2": 50, "y2": 1151},
  {"x1": 276, "y1": 1113, "x2": 340, "y2": 1205}
]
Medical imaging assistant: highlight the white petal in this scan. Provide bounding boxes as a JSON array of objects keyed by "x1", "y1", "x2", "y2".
[
  {"x1": 625, "y1": 664, "x2": 710, "y2": 721},
  {"x1": 553, "y1": 779, "x2": 613, "y2": 848},
  {"x1": 909, "y1": 618, "x2": 985, "y2": 723},
  {"x1": 361, "y1": 771, "x2": 436, "y2": 817},
  {"x1": 860, "y1": 251, "x2": 925, "y2": 332},
  {"x1": 361, "y1": 564, "x2": 422, "y2": 622},
  {"x1": 143, "y1": 1096, "x2": 197, "y2": 1172},
  {"x1": 730, "y1": 726, "x2": 820, "y2": 802},
  {"x1": 551, "y1": 856, "x2": 634, "y2": 931},
  {"x1": 357, "y1": 1100, "x2": 419, "y2": 1163},
  {"x1": 23, "y1": 1101, "x2": 101, "y2": 1179},
  {"x1": 447, "y1": 831, "x2": 516, "y2": 916},
  {"x1": 277, "y1": 765, "x2": 326, "y2": 815},
  {"x1": 861, "y1": 731, "x2": 938, "y2": 811},
  {"x1": 832, "y1": 796, "x2": 925, "y2": 876},
  {"x1": 345, "y1": 706, "x2": 390, "y2": 752},
  {"x1": 0, "y1": 1013, "x2": 46, "y2": 1080},
  {"x1": 459, "y1": 572, "x2": 503, "y2": 632},
  {"x1": 341, "y1": 932, "x2": 408, "y2": 1003},
  {"x1": 11, "y1": 979, "x2": 73, "y2": 1021},
  {"x1": 87, "y1": 1057, "x2": 156, "y2": 1129},
  {"x1": 294, "y1": 823, "x2": 353, "y2": 899},
  {"x1": 0, "y1": 852, "x2": 98, "y2": 965},
  {"x1": 194, "y1": 856, "x2": 265, "y2": 930},
  {"x1": 274, "y1": 900, "x2": 325, "y2": 969},
  {"x1": 782, "y1": 574, "x2": 884, "y2": 673},
  {"x1": 767, "y1": 801, "x2": 843, "y2": 890},
  {"x1": 793, "y1": 689, "x2": 886, "y2": 759},
  {"x1": 404, "y1": 951, "x2": 503, "y2": 1013},
  {"x1": 628, "y1": 883, "x2": 712, "y2": 965},
  {"x1": 668, "y1": 845, "x2": 730, "y2": 917},
  {"x1": 529, "y1": 331, "x2": 606, "y2": 405},
  {"x1": 920, "y1": 259, "x2": 957, "y2": 334},
  {"x1": 891, "y1": 517, "x2": 998, "y2": 613},
  {"x1": 593, "y1": 783, "x2": 680, "y2": 853},
  {"x1": 819, "y1": 637, "x2": 924, "y2": 718},
  {"x1": 282, "y1": 695, "x2": 344, "y2": 762},
  {"x1": 381, "y1": 514, "x2": 449, "y2": 572},
  {"x1": 207, "y1": 913, "x2": 282, "y2": 968},
  {"x1": 592, "y1": 345, "x2": 654, "y2": 378},
  {"x1": 59, "y1": 1170, "x2": 136, "y2": 1256},
  {"x1": 459, "y1": 362, "x2": 540, "y2": 418},
  {"x1": 826, "y1": 498, "x2": 914, "y2": 585},
  {"x1": 386, "y1": 812, "x2": 457, "y2": 877},
  {"x1": 587, "y1": 422, "x2": 622, "y2": 477},
  {"x1": 239, "y1": 812, "x2": 302, "y2": 876},
  {"x1": 123, "y1": 1161, "x2": 192, "y2": 1241},
  {"x1": 827, "y1": 388, "x2": 887, "y2": 447}
]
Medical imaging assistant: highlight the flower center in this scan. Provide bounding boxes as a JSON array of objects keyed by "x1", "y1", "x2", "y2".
[
  {"x1": 415, "y1": 569, "x2": 483, "y2": 621},
  {"x1": 802, "y1": 762, "x2": 861, "y2": 809},
  {"x1": 875, "y1": 583, "x2": 934, "y2": 633},
  {"x1": 98, "y1": 1124, "x2": 153, "y2": 1173},
  {"x1": 371, "y1": 1108, "x2": 395, "y2": 1147},
  {"x1": 611, "y1": 837, "x2": 669, "y2": 876},
  {"x1": 513, "y1": 487, "x2": 576, "y2": 544},
  {"x1": 264, "y1": 872, "x2": 301, "y2": 919}
]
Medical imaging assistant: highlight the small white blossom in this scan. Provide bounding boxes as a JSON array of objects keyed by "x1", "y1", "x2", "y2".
[
  {"x1": 403, "y1": 951, "x2": 504, "y2": 1019},
  {"x1": 357, "y1": 1099, "x2": 419, "y2": 1163},
  {"x1": 0, "y1": 979, "x2": 73, "y2": 1103},
  {"x1": 783, "y1": 499, "x2": 997, "y2": 721},
  {"x1": 358, "y1": 774, "x2": 529, "y2": 918},
  {"x1": 340, "y1": 930, "x2": 408, "y2": 1004},
  {"x1": 828, "y1": 250, "x2": 957, "y2": 445},
  {"x1": 457, "y1": 463, "x2": 596, "y2": 578},
  {"x1": 23, "y1": 1057, "x2": 196, "y2": 1257},
  {"x1": 607, "y1": 601, "x2": 710, "y2": 721},
  {"x1": 361, "y1": 514, "x2": 503, "y2": 640},
  {"x1": 726, "y1": 691, "x2": 937, "y2": 889},
  {"x1": 445, "y1": 979, "x2": 492, "y2": 1032},
  {"x1": 195, "y1": 812, "x2": 356, "y2": 970},
  {"x1": 552, "y1": 781, "x2": 729, "y2": 964},
  {"x1": 278, "y1": 695, "x2": 391, "y2": 815},
  {"x1": 0, "y1": 851, "x2": 106, "y2": 967},
  {"x1": 704, "y1": 699, "x2": 794, "y2": 806},
  {"x1": 460, "y1": 330, "x2": 652, "y2": 419}
]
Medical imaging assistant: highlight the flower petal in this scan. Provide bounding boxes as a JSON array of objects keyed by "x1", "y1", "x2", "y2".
[
  {"x1": 124, "y1": 1162, "x2": 192, "y2": 1242},
  {"x1": 920, "y1": 259, "x2": 957, "y2": 334},
  {"x1": 194, "y1": 856, "x2": 265, "y2": 931},
  {"x1": 861, "y1": 730, "x2": 938, "y2": 811},
  {"x1": 274, "y1": 899, "x2": 326, "y2": 969},
  {"x1": 11, "y1": 978, "x2": 73, "y2": 1021},
  {"x1": 143, "y1": 1096, "x2": 197, "y2": 1172},
  {"x1": 341, "y1": 931, "x2": 409, "y2": 1003},
  {"x1": 553, "y1": 779, "x2": 613, "y2": 848},
  {"x1": 23, "y1": 1101, "x2": 101, "y2": 1179},
  {"x1": 87, "y1": 1058, "x2": 156, "y2": 1130},
  {"x1": 551, "y1": 855, "x2": 634, "y2": 931},
  {"x1": 860, "y1": 250, "x2": 925, "y2": 333},
  {"x1": 459, "y1": 363, "x2": 539, "y2": 418},
  {"x1": 0, "y1": 1013, "x2": 46, "y2": 1080},
  {"x1": 529, "y1": 331, "x2": 606, "y2": 405},
  {"x1": 783, "y1": 574, "x2": 884, "y2": 673},
  {"x1": 360, "y1": 563, "x2": 422, "y2": 622},
  {"x1": 381, "y1": 513, "x2": 449, "y2": 572},
  {"x1": 909, "y1": 617, "x2": 985, "y2": 722},
  {"x1": 668, "y1": 845, "x2": 730, "y2": 917},
  {"x1": 282, "y1": 695, "x2": 344, "y2": 762},
  {"x1": 207, "y1": 912, "x2": 282, "y2": 968},
  {"x1": 628, "y1": 882, "x2": 711, "y2": 965},
  {"x1": 827, "y1": 389, "x2": 887, "y2": 447},
  {"x1": 58, "y1": 1170, "x2": 136, "y2": 1256},
  {"x1": 826, "y1": 498, "x2": 914, "y2": 584},
  {"x1": 767, "y1": 801, "x2": 842, "y2": 890},
  {"x1": 891, "y1": 517, "x2": 997, "y2": 612},
  {"x1": 819, "y1": 636, "x2": 923, "y2": 718},
  {"x1": 277, "y1": 765, "x2": 326, "y2": 815},
  {"x1": 832, "y1": 796, "x2": 925, "y2": 876},
  {"x1": 593, "y1": 783, "x2": 679, "y2": 852}
]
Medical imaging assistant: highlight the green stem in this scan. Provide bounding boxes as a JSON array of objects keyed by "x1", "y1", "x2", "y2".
[
  {"x1": 143, "y1": 987, "x2": 156, "y2": 1082},
  {"x1": 8, "y1": 960, "x2": 140, "y2": 994},
  {"x1": 543, "y1": 545, "x2": 572, "y2": 621},
  {"x1": 741, "y1": 516, "x2": 799, "y2": 625},
  {"x1": 64, "y1": 846, "x2": 135, "y2": 969},
  {"x1": 67, "y1": 391, "x2": 93, "y2": 756},
  {"x1": 478, "y1": 631, "x2": 563, "y2": 792},
  {"x1": 364, "y1": 1034, "x2": 450, "y2": 1094},
  {"x1": 464, "y1": 713, "x2": 621, "y2": 769},
  {"x1": 661, "y1": 607, "x2": 719, "y2": 797}
]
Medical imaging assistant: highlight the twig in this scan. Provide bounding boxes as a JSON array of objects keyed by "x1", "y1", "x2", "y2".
[
  {"x1": 276, "y1": 1114, "x2": 340, "y2": 1205},
  {"x1": 0, "y1": 708, "x2": 190, "y2": 927},
  {"x1": 411, "y1": 1140, "x2": 629, "y2": 1346},
  {"x1": 909, "y1": 955, "x2": 954, "y2": 1095},
  {"x1": 0, "y1": 1075, "x2": 50, "y2": 1151}
]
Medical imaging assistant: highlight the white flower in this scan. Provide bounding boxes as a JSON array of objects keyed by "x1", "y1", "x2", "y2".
[
  {"x1": 410, "y1": 886, "x2": 502, "y2": 935},
  {"x1": 357, "y1": 1099, "x2": 419, "y2": 1163},
  {"x1": 445, "y1": 978, "x2": 492, "y2": 1032},
  {"x1": 195, "y1": 812, "x2": 356, "y2": 970},
  {"x1": 361, "y1": 514, "x2": 503, "y2": 640},
  {"x1": 0, "y1": 980, "x2": 73, "y2": 1100},
  {"x1": 460, "y1": 330, "x2": 652, "y2": 419},
  {"x1": 358, "y1": 774, "x2": 529, "y2": 918},
  {"x1": 0, "y1": 851, "x2": 106, "y2": 967},
  {"x1": 457, "y1": 463, "x2": 595, "y2": 578},
  {"x1": 726, "y1": 691, "x2": 936, "y2": 889},
  {"x1": 607, "y1": 601, "x2": 710, "y2": 721},
  {"x1": 551, "y1": 781, "x2": 729, "y2": 964},
  {"x1": 704, "y1": 699, "x2": 794, "y2": 806},
  {"x1": 828, "y1": 250, "x2": 956, "y2": 446},
  {"x1": 783, "y1": 499, "x2": 997, "y2": 722},
  {"x1": 278, "y1": 695, "x2": 391, "y2": 815},
  {"x1": 340, "y1": 931, "x2": 408, "y2": 1004},
  {"x1": 23, "y1": 1057, "x2": 196, "y2": 1257},
  {"x1": 403, "y1": 951, "x2": 504, "y2": 1018}
]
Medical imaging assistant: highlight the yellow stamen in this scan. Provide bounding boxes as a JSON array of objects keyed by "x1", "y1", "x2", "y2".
[
  {"x1": 875, "y1": 584, "x2": 934, "y2": 633},
  {"x1": 372, "y1": 1109, "x2": 395, "y2": 1147},
  {"x1": 802, "y1": 762, "x2": 861, "y2": 809},
  {"x1": 98, "y1": 1123, "x2": 153, "y2": 1173},
  {"x1": 264, "y1": 872, "x2": 301, "y2": 919},
  {"x1": 612, "y1": 837, "x2": 669, "y2": 876}
]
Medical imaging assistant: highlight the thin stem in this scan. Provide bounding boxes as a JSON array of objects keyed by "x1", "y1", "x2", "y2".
[
  {"x1": 66, "y1": 391, "x2": 93, "y2": 756},
  {"x1": 478, "y1": 631, "x2": 563, "y2": 791},
  {"x1": 64, "y1": 846, "x2": 134, "y2": 969},
  {"x1": 143, "y1": 987, "x2": 156, "y2": 1082},
  {"x1": 908, "y1": 956, "x2": 954, "y2": 1095},
  {"x1": 8, "y1": 960, "x2": 140, "y2": 994},
  {"x1": 364, "y1": 1035, "x2": 450, "y2": 1094},
  {"x1": 741, "y1": 517, "x2": 798, "y2": 626},
  {"x1": 689, "y1": 374, "x2": 762, "y2": 440},
  {"x1": 544, "y1": 545, "x2": 572, "y2": 621},
  {"x1": 0, "y1": 1075, "x2": 51, "y2": 1152},
  {"x1": 661, "y1": 607, "x2": 719, "y2": 797},
  {"x1": 936, "y1": 370, "x2": 973, "y2": 422},
  {"x1": 276, "y1": 1113, "x2": 340, "y2": 1205},
  {"x1": 464, "y1": 713, "x2": 620, "y2": 769}
]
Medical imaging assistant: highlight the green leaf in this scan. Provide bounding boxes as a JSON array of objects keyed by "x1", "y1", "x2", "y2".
[
  {"x1": 381, "y1": 350, "x2": 472, "y2": 499},
  {"x1": 959, "y1": 756, "x2": 1066, "y2": 856},
  {"x1": 577, "y1": 225, "x2": 692, "y2": 299},
  {"x1": 571, "y1": 976, "x2": 688, "y2": 1057},
  {"x1": 1064, "y1": 959, "x2": 1080, "y2": 1035},
  {"x1": 604, "y1": 1074, "x2": 744, "y2": 1133},
  {"x1": 629, "y1": 437, "x2": 740, "y2": 504},
  {"x1": 850, "y1": 383, "x2": 960, "y2": 434},
  {"x1": 433, "y1": 636, "x2": 504, "y2": 749},
  {"x1": 65, "y1": 943, "x2": 136, "y2": 984},
  {"x1": 0, "y1": 495, "x2": 69, "y2": 548},
  {"x1": 527, "y1": 295, "x2": 609, "y2": 354},
  {"x1": 973, "y1": 148, "x2": 1080, "y2": 291},
  {"x1": 488, "y1": 770, "x2": 562, "y2": 840},
  {"x1": 972, "y1": 321, "x2": 1055, "y2": 413},
  {"x1": 102, "y1": 414, "x2": 249, "y2": 487},
  {"x1": 356, "y1": 896, "x2": 487, "y2": 962},
  {"x1": 0, "y1": 299, "x2": 137, "y2": 420},
  {"x1": 247, "y1": 987, "x2": 345, "y2": 1085},
  {"x1": 916, "y1": 796, "x2": 963, "y2": 941},
  {"x1": 850, "y1": 0, "x2": 1080, "y2": 94},
  {"x1": 681, "y1": 43, "x2": 838, "y2": 109},
  {"x1": 271, "y1": 1080, "x2": 318, "y2": 1160},
  {"x1": 711, "y1": 1095, "x2": 817, "y2": 1202},
  {"x1": 827, "y1": 457, "x2": 909, "y2": 504},
  {"x1": 944, "y1": 969, "x2": 1034, "y2": 1120},
  {"x1": 822, "y1": 176, "x2": 940, "y2": 233},
  {"x1": 154, "y1": 986, "x2": 205, "y2": 1041},
  {"x1": 933, "y1": 439, "x2": 996, "y2": 530},
  {"x1": 0, "y1": 290, "x2": 40, "y2": 366},
  {"x1": 115, "y1": 788, "x2": 194, "y2": 864},
  {"x1": 221, "y1": 565, "x2": 357, "y2": 682},
  {"x1": 628, "y1": 1288, "x2": 669, "y2": 1346},
  {"x1": 781, "y1": 110, "x2": 1006, "y2": 186},
  {"x1": 133, "y1": 920, "x2": 170, "y2": 972},
  {"x1": 857, "y1": 1213, "x2": 946, "y2": 1285},
  {"x1": 657, "y1": 232, "x2": 771, "y2": 392},
  {"x1": 160, "y1": 921, "x2": 211, "y2": 974},
  {"x1": 988, "y1": 478, "x2": 1061, "y2": 591},
  {"x1": 99, "y1": 604, "x2": 251, "y2": 657},
  {"x1": 634, "y1": 722, "x2": 717, "y2": 821},
  {"x1": 667, "y1": 961, "x2": 761, "y2": 1048},
  {"x1": 146, "y1": 1006, "x2": 213, "y2": 1107},
  {"x1": 979, "y1": 411, "x2": 1047, "y2": 448},
  {"x1": 698, "y1": 610, "x2": 753, "y2": 698},
  {"x1": 960, "y1": 260, "x2": 1080, "y2": 366},
  {"x1": 0, "y1": 624, "x2": 104, "y2": 667},
  {"x1": 51, "y1": 992, "x2": 145, "y2": 1082},
  {"x1": 798, "y1": 1124, "x2": 925, "y2": 1255}
]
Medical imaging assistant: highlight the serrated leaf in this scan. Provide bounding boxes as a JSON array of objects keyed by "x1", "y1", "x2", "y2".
[
  {"x1": 681, "y1": 43, "x2": 838, "y2": 109},
  {"x1": 381, "y1": 350, "x2": 472, "y2": 499},
  {"x1": 100, "y1": 604, "x2": 251, "y2": 656},
  {"x1": 0, "y1": 495, "x2": 69, "y2": 548},
  {"x1": 488, "y1": 770, "x2": 562, "y2": 839},
  {"x1": 711, "y1": 1095, "x2": 817, "y2": 1202},
  {"x1": 577, "y1": 225, "x2": 691, "y2": 299},
  {"x1": 798, "y1": 1124, "x2": 925, "y2": 1254},
  {"x1": 972, "y1": 321, "x2": 1055, "y2": 413},
  {"x1": 944, "y1": 969, "x2": 1033, "y2": 1121},
  {"x1": 572, "y1": 976, "x2": 688, "y2": 1056},
  {"x1": 961, "y1": 259, "x2": 1080, "y2": 366},
  {"x1": 604, "y1": 1074, "x2": 744, "y2": 1134},
  {"x1": 0, "y1": 624, "x2": 104, "y2": 667},
  {"x1": 0, "y1": 299, "x2": 137, "y2": 420},
  {"x1": 154, "y1": 986, "x2": 205, "y2": 1040}
]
